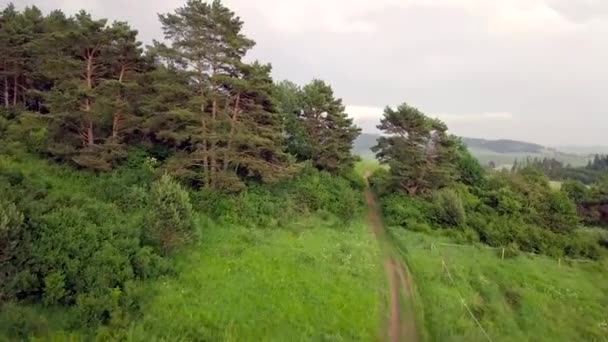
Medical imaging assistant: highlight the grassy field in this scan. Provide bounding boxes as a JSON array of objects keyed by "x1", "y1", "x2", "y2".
[
  {"x1": 114, "y1": 216, "x2": 384, "y2": 341},
  {"x1": 388, "y1": 228, "x2": 608, "y2": 342},
  {"x1": 0, "y1": 155, "x2": 386, "y2": 341},
  {"x1": 0, "y1": 216, "x2": 385, "y2": 341}
]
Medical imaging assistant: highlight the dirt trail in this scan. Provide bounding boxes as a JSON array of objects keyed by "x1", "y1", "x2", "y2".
[{"x1": 365, "y1": 185, "x2": 419, "y2": 342}]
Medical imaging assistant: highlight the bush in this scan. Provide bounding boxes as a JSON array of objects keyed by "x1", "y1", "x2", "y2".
[
  {"x1": 368, "y1": 168, "x2": 392, "y2": 195},
  {"x1": 541, "y1": 191, "x2": 579, "y2": 233},
  {"x1": 43, "y1": 272, "x2": 66, "y2": 306},
  {"x1": 380, "y1": 193, "x2": 431, "y2": 228},
  {"x1": 432, "y1": 189, "x2": 466, "y2": 227},
  {"x1": 0, "y1": 199, "x2": 25, "y2": 300},
  {"x1": 561, "y1": 180, "x2": 589, "y2": 203},
  {"x1": 144, "y1": 175, "x2": 196, "y2": 255}
]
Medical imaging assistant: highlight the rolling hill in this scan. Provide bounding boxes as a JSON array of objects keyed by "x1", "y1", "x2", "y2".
[{"x1": 354, "y1": 133, "x2": 592, "y2": 167}]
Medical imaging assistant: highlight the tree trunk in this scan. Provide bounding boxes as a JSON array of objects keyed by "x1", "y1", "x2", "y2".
[
  {"x1": 3, "y1": 76, "x2": 8, "y2": 108},
  {"x1": 84, "y1": 55, "x2": 94, "y2": 145},
  {"x1": 201, "y1": 99, "x2": 210, "y2": 188},
  {"x1": 87, "y1": 120, "x2": 94, "y2": 145},
  {"x1": 112, "y1": 113, "x2": 121, "y2": 140},
  {"x1": 223, "y1": 92, "x2": 240, "y2": 172},
  {"x1": 118, "y1": 65, "x2": 125, "y2": 83},
  {"x1": 86, "y1": 55, "x2": 93, "y2": 90},
  {"x1": 112, "y1": 65, "x2": 126, "y2": 140},
  {"x1": 13, "y1": 74, "x2": 18, "y2": 106},
  {"x1": 209, "y1": 99, "x2": 218, "y2": 187}
]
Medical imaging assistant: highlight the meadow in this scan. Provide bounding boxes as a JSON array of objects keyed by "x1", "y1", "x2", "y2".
[
  {"x1": 388, "y1": 228, "x2": 608, "y2": 342},
  {"x1": 117, "y1": 217, "x2": 384, "y2": 341},
  {"x1": 0, "y1": 154, "x2": 386, "y2": 341}
]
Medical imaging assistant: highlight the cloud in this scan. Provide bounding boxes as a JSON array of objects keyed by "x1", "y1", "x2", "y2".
[
  {"x1": 230, "y1": 0, "x2": 595, "y2": 34},
  {"x1": 434, "y1": 112, "x2": 514, "y2": 122},
  {"x1": 346, "y1": 105, "x2": 514, "y2": 133},
  {"x1": 6, "y1": 0, "x2": 608, "y2": 145}
]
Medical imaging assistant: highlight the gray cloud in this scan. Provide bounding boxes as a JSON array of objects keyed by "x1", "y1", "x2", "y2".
[{"x1": 4, "y1": 0, "x2": 608, "y2": 146}]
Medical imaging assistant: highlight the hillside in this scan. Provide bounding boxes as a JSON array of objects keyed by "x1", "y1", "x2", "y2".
[{"x1": 355, "y1": 133, "x2": 591, "y2": 167}]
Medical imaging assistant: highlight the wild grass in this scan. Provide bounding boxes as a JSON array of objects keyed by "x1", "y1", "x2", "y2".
[
  {"x1": 0, "y1": 153, "x2": 385, "y2": 341},
  {"x1": 120, "y1": 216, "x2": 384, "y2": 341},
  {"x1": 388, "y1": 227, "x2": 608, "y2": 342}
]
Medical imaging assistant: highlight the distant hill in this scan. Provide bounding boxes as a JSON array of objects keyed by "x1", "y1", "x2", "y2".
[
  {"x1": 354, "y1": 134, "x2": 592, "y2": 167},
  {"x1": 460, "y1": 137, "x2": 544, "y2": 154},
  {"x1": 353, "y1": 133, "x2": 379, "y2": 159}
]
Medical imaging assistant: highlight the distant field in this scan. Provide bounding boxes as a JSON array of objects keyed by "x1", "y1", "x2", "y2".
[
  {"x1": 469, "y1": 147, "x2": 591, "y2": 168},
  {"x1": 355, "y1": 159, "x2": 385, "y2": 177},
  {"x1": 389, "y1": 228, "x2": 608, "y2": 342},
  {"x1": 122, "y1": 217, "x2": 384, "y2": 341}
]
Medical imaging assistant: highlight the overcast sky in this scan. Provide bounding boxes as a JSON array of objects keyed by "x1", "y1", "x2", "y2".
[{"x1": 6, "y1": 0, "x2": 608, "y2": 146}]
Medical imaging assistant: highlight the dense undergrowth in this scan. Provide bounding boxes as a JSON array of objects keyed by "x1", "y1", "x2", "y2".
[
  {"x1": 0, "y1": 150, "x2": 370, "y2": 340},
  {"x1": 371, "y1": 165, "x2": 607, "y2": 260}
]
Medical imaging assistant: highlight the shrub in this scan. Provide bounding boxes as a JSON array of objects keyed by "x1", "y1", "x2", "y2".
[
  {"x1": 43, "y1": 272, "x2": 67, "y2": 306},
  {"x1": 541, "y1": 191, "x2": 579, "y2": 233},
  {"x1": 368, "y1": 168, "x2": 392, "y2": 195},
  {"x1": 380, "y1": 193, "x2": 430, "y2": 228},
  {"x1": 561, "y1": 180, "x2": 589, "y2": 203},
  {"x1": 495, "y1": 188, "x2": 523, "y2": 215},
  {"x1": 144, "y1": 175, "x2": 196, "y2": 255},
  {"x1": 432, "y1": 189, "x2": 466, "y2": 227},
  {"x1": 0, "y1": 199, "x2": 25, "y2": 300},
  {"x1": 290, "y1": 167, "x2": 363, "y2": 222}
]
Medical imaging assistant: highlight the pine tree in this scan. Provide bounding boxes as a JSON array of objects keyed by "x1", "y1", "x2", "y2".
[
  {"x1": 39, "y1": 11, "x2": 146, "y2": 170},
  {"x1": 372, "y1": 103, "x2": 457, "y2": 195},
  {"x1": 294, "y1": 80, "x2": 361, "y2": 173},
  {"x1": 155, "y1": 0, "x2": 291, "y2": 189},
  {"x1": 0, "y1": 5, "x2": 47, "y2": 109}
]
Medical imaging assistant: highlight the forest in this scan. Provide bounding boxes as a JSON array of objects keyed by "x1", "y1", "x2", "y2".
[{"x1": 1, "y1": 1, "x2": 607, "y2": 341}]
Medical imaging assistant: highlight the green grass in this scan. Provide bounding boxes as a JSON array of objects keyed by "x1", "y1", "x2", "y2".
[
  {"x1": 0, "y1": 153, "x2": 386, "y2": 341},
  {"x1": 549, "y1": 180, "x2": 563, "y2": 190},
  {"x1": 119, "y1": 216, "x2": 384, "y2": 341},
  {"x1": 388, "y1": 228, "x2": 608, "y2": 342},
  {"x1": 355, "y1": 159, "x2": 385, "y2": 178}
]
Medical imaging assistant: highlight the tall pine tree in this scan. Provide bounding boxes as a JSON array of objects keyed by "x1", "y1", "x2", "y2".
[
  {"x1": 278, "y1": 79, "x2": 360, "y2": 174},
  {"x1": 155, "y1": 0, "x2": 291, "y2": 189},
  {"x1": 373, "y1": 103, "x2": 457, "y2": 195}
]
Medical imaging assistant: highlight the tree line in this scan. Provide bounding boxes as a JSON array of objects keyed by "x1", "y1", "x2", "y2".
[
  {"x1": 0, "y1": 1, "x2": 365, "y2": 335},
  {"x1": 0, "y1": 1, "x2": 360, "y2": 189},
  {"x1": 369, "y1": 104, "x2": 607, "y2": 259}
]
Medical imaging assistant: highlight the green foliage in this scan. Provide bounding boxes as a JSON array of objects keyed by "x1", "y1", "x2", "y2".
[
  {"x1": 193, "y1": 165, "x2": 364, "y2": 226},
  {"x1": 373, "y1": 103, "x2": 458, "y2": 195},
  {"x1": 275, "y1": 79, "x2": 361, "y2": 174},
  {"x1": 390, "y1": 229, "x2": 608, "y2": 342},
  {"x1": 454, "y1": 141, "x2": 485, "y2": 187},
  {"x1": 431, "y1": 189, "x2": 466, "y2": 227},
  {"x1": 378, "y1": 159, "x2": 602, "y2": 258},
  {"x1": 0, "y1": 155, "x2": 170, "y2": 328},
  {"x1": 0, "y1": 198, "x2": 25, "y2": 300},
  {"x1": 380, "y1": 193, "x2": 431, "y2": 228},
  {"x1": 144, "y1": 174, "x2": 196, "y2": 255},
  {"x1": 541, "y1": 190, "x2": 579, "y2": 233},
  {"x1": 562, "y1": 180, "x2": 590, "y2": 203},
  {"x1": 115, "y1": 218, "x2": 382, "y2": 341},
  {"x1": 43, "y1": 272, "x2": 66, "y2": 306}
]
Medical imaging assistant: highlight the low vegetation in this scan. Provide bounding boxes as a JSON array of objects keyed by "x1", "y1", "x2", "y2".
[
  {"x1": 389, "y1": 229, "x2": 608, "y2": 342},
  {"x1": 369, "y1": 104, "x2": 606, "y2": 260},
  {"x1": 2, "y1": 1, "x2": 607, "y2": 340}
]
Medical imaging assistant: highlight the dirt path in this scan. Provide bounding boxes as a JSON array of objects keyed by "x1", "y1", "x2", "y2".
[{"x1": 365, "y1": 186, "x2": 420, "y2": 342}]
